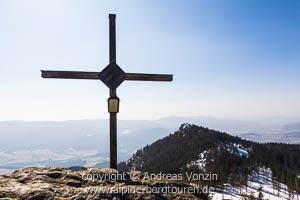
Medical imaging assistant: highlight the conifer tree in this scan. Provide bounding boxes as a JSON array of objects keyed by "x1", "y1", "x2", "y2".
[{"x1": 257, "y1": 185, "x2": 264, "y2": 200}]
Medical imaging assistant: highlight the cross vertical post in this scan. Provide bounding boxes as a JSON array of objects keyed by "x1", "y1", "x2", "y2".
[{"x1": 109, "y1": 14, "x2": 117, "y2": 169}]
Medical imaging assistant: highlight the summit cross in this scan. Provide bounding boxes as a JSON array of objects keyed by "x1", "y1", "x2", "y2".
[{"x1": 41, "y1": 14, "x2": 173, "y2": 169}]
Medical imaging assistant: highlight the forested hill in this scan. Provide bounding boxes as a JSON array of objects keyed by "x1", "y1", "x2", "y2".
[{"x1": 119, "y1": 123, "x2": 300, "y2": 192}]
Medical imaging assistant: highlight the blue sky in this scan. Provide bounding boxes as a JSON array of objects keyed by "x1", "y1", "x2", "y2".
[{"x1": 0, "y1": 0, "x2": 299, "y2": 121}]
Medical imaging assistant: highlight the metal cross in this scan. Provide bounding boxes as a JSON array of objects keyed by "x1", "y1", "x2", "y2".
[{"x1": 41, "y1": 14, "x2": 173, "y2": 169}]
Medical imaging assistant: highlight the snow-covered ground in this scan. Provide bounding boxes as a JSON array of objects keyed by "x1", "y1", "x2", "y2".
[
  {"x1": 186, "y1": 150, "x2": 209, "y2": 170},
  {"x1": 186, "y1": 143, "x2": 249, "y2": 171},
  {"x1": 226, "y1": 143, "x2": 249, "y2": 157},
  {"x1": 185, "y1": 145, "x2": 299, "y2": 199},
  {"x1": 212, "y1": 167, "x2": 299, "y2": 200}
]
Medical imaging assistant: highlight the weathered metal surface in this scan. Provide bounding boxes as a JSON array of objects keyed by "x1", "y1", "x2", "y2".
[
  {"x1": 109, "y1": 14, "x2": 118, "y2": 169},
  {"x1": 41, "y1": 70, "x2": 173, "y2": 82},
  {"x1": 98, "y1": 62, "x2": 126, "y2": 89},
  {"x1": 41, "y1": 70, "x2": 99, "y2": 80},
  {"x1": 125, "y1": 73, "x2": 173, "y2": 82},
  {"x1": 110, "y1": 112, "x2": 117, "y2": 169},
  {"x1": 109, "y1": 14, "x2": 116, "y2": 63}
]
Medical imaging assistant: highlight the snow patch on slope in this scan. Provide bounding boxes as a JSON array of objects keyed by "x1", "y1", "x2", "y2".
[
  {"x1": 212, "y1": 167, "x2": 300, "y2": 200},
  {"x1": 186, "y1": 150, "x2": 209, "y2": 170},
  {"x1": 226, "y1": 143, "x2": 249, "y2": 157}
]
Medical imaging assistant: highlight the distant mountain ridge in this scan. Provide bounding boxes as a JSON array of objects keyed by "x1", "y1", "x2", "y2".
[
  {"x1": 0, "y1": 117, "x2": 299, "y2": 172},
  {"x1": 119, "y1": 123, "x2": 300, "y2": 193}
]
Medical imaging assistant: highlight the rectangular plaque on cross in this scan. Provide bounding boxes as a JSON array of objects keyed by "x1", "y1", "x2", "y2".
[{"x1": 41, "y1": 14, "x2": 173, "y2": 169}]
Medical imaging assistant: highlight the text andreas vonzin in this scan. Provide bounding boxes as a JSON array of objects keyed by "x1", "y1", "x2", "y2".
[{"x1": 143, "y1": 172, "x2": 218, "y2": 181}]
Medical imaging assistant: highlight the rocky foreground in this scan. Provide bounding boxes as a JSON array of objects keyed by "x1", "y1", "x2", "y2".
[{"x1": 0, "y1": 167, "x2": 209, "y2": 200}]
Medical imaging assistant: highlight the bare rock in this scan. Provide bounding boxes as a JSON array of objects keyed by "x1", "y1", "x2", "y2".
[
  {"x1": 0, "y1": 167, "x2": 208, "y2": 200},
  {"x1": 46, "y1": 171, "x2": 63, "y2": 179}
]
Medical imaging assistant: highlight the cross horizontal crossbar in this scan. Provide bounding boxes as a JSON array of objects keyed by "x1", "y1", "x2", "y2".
[{"x1": 41, "y1": 70, "x2": 173, "y2": 82}]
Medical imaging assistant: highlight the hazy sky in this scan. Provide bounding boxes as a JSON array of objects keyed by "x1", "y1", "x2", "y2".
[{"x1": 0, "y1": 0, "x2": 299, "y2": 121}]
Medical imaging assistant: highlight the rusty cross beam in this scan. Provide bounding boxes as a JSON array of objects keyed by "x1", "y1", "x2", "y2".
[
  {"x1": 41, "y1": 71, "x2": 173, "y2": 82},
  {"x1": 41, "y1": 14, "x2": 173, "y2": 169}
]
